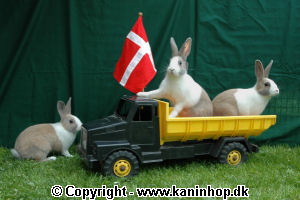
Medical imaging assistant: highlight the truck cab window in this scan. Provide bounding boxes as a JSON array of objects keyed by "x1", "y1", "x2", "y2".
[
  {"x1": 133, "y1": 105, "x2": 152, "y2": 121},
  {"x1": 116, "y1": 99, "x2": 132, "y2": 119}
]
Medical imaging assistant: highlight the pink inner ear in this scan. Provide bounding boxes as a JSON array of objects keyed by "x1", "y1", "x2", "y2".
[
  {"x1": 57, "y1": 101, "x2": 65, "y2": 116},
  {"x1": 185, "y1": 42, "x2": 190, "y2": 52},
  {"x1": 184, "y1": 46, "x2": 188, "y2": 55},
  {"x1": 183, "y1": 41, "x2": 191, "y2": 57},
  {"x1": 255, "y1": 61, "x2": 264, "y2": 80}
]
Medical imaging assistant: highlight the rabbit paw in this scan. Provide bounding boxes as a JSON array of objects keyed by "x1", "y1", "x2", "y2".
[
  {"x1": 43, "y1": 156, "x2": 56, "y2": 162},
  {"x1": 169, "y1": 111, "x2": 178, "y2": 118},
  {"x1": 63, "y1": 151, "x2": 73, "y2": 157},
  {"x1": 48, "y1": 156, "x2": 57, "y2": 160},
  {"x1": 137, "y1": 92, "x2": 147, "y2": 97}
]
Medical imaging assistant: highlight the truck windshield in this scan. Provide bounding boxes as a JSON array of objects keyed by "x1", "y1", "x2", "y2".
[{"x1": 116, "y1": 99, "x2": 132, "y2": 120}]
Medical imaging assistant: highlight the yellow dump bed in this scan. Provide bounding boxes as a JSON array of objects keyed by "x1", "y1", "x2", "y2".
[{"x1": 157, "y1": 100, "x2": 276, "y2": 145}]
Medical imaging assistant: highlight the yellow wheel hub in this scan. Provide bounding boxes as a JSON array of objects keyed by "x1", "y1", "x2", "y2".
[
  {"x1": 227, "y1": 150, "x2": 242, "y2": 165},
  {"x1": 113, "y1": 160, "x2": 131, "y2": 177}
]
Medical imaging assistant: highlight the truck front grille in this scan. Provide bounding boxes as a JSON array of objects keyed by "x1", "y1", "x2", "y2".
[{"x1": 81, "y1": 127, "x2": 87, "y2": 151}]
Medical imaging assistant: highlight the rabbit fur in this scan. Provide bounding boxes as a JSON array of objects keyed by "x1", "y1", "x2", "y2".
[
  {"x1": 11, "y1": 98, "x2": 82, "y2": 161},
  {"x1": 212, "y1": 60, "x2": 279, "y2": 116},
  {"x1": 137, "y1": 37, "x2": 213, "y2": 118}
]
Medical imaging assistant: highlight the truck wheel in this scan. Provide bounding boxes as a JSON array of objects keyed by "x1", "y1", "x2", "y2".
[
  {"x1": 218, "y1": 142, "x2": 247, "y2": 166},
  {"x1": 103, "y1": 151, "x2": 139, "y2": 177}
]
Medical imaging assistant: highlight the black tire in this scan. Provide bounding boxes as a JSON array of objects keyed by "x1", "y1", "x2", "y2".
[
  {"x1": 250, "y1": 143, "x2": 259, "y2": 153},
  {"x1": 102, "y1": 151, "x2": 139, "y2": 177},
  {"x1": 218, "y1": 142, "x2": 248, "y2": 166}
]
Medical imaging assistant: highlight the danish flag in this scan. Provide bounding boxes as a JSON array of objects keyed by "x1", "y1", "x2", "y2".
[{"x1": 114, "y1": 15, "x2": 156, "y2": 93}]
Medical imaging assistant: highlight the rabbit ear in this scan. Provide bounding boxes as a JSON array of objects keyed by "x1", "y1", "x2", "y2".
[
  {"x1": 57, "y1": 100, "x2": 66, "y2": 118},
  {"x1": 179, "y1": 37, "x2": 192, "y2": 60},
  {"x1": 255, "y1": 60, "x2": 264, "y2": 81},
  {"x1": 65, "y1": 97, "x2": 72, "y2": 115},
  {"x1": 170, "y1": 37, "x2": 178, "y2": 57},
  {"x1": 264, "y1": 60, "x2": 273, "y2": 78}
]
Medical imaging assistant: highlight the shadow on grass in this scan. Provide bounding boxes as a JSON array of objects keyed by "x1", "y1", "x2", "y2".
[
  {"x1": 76, "y1": 153, "x2": 219, "y2": 180},
  {"x1": 140, "y1": 155, "x2": 217, "y2": 173}
]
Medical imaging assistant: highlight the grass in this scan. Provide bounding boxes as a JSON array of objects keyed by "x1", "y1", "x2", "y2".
[{"x1": 0, "y1": 145, "x2": 299, "y2": 200}]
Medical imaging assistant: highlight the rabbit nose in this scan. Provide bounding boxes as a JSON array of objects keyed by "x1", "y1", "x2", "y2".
[
  {"x1": 168, "y1": 67, "x2": 175, "y2": 73},
  {"x1": 275, "y1": 89, "x2": 279, "y2": 93}
]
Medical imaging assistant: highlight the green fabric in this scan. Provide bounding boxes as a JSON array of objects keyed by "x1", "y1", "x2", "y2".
[{"x1": 0, "y1": 0, "x2": 299, "y2": 147}]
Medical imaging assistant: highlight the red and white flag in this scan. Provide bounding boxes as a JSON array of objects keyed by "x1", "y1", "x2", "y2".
[{"x1": 114, "y1": 15, "x2": 156, "y2": 93}]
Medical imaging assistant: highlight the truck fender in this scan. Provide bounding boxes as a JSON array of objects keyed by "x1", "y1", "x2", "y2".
[
  {"x1": 209, "y1": 137, "x2": 253, "y2": 158},
  {"x1": 102, "y1": 145, "x2": 142, "y2": 164}
]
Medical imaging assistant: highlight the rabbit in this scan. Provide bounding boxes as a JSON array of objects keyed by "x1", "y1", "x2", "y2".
[
  {"x1": 212, "y1": 59, "x2": 279, "y2": 116},
  {"x1": 10, "y1": 97, "x2": 82, "y2": 161},
  {"x1": 137, "y1": 37, "x2": 213, "y2": 118}
]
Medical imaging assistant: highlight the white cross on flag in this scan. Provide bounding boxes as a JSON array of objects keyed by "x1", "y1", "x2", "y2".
[{"x1": 114, "y1": 15, "x2": 156, "y2": 93}]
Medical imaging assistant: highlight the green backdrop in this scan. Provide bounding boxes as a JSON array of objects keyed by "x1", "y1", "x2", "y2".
[{"x1": 0, "y1": 0, "x2": 299, "y2": 148}]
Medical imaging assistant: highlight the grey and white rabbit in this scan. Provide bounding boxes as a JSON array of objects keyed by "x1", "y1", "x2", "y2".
[
  {"x1": 11, "y1": 97, "x2": 82, "y2": 161},
  {"x1": 213, "y1": 60, "x2": 279, "y2": 116},
  {"x1": 137, "y1": 37, "x2": 213, "y2": 118}
]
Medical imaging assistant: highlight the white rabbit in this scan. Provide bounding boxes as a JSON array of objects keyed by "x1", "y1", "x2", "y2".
[
  {"x1": 137, "y1": 37, "x2": 213, "y2": 118},
  {"x1": 212, "y1": 60, "x2": 279, "y2": 116},
  {"x1": 11, "y1": 97, "x2": 82, "y2": 161}
]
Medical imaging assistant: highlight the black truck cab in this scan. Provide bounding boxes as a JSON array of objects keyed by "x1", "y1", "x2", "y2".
[{"x1": 79, "y1": 96, "x2": 162, "y2": 174}]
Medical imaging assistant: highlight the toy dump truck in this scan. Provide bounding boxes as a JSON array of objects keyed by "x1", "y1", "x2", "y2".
[{"x1": 78, "y1": 95, "x2": 276, "y2": 177}]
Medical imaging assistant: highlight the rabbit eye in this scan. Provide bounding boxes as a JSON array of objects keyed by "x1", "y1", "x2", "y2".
[
  {"x1": 69, "y1": 119, "x2": 74, "y2": 124},
  {"x1": 178, "y1": 60, "x2": 182, "y2": 66},
  {"x1": 264, "y1": 82, "x2": 270, "y2": 87}
]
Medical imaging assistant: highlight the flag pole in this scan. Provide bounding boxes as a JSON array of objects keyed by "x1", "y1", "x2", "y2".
[{"x1": 139, "y1": 12, "x2": 144, "y2": 93}]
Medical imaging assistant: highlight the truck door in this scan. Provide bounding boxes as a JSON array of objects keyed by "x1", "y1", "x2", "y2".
[{"x1": 130, "y1": 105, "x2": 156, "y2": 148}]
